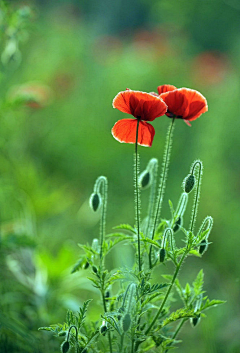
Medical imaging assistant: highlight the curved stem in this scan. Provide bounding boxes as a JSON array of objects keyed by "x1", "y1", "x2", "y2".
[
  {"x1": 189, "y1": 161, "x2": 202, "y2": 234},
  {"x1": 149, "y1": 119, "x2": 175, "y2": 268},
  {"x1": 134, "y1": 118, "x2": 141, "y2": 272}
]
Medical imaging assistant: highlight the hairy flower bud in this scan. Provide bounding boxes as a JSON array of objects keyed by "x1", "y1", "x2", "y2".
[
  {"x1": 89, "y1": 192, "x2": 102, "y2": 211},
  {"x1": 173, "y1": 216, "x2": 181, "y2": 233},
  {"x1": 184, "y1": 174, "x2": 195, "y2": 193},
  {"x1": 61, "y1": 341, "x2": 70, "y2": 353},
  {"x1": 159, "y1": 248, "x2": 166, "y2": 263},
  {"x1": 199, "y1": 238, "x2": 208, "y2": 254},
  {"x1": 139, "y1": 170, "x2": 151, "y2": 189},
  {"x1": 92, "y1": 265, "x2": 98, "y2": 274},
  {"x1": 191, "y1": 314, "x2": 201, "y2": 327},
  {"x1": 100, "y1": 321, "x2": 107, "y2": 336},
  {"x1": 122, "y1": 313, "x2": 131, "y2": 332}
]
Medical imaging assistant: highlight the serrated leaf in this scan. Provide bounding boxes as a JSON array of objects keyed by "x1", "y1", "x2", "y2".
[
  {"x1": 71, "y1": 258, "x2": 85, "y2": 273},
  {"x1": 142, "y1": 292, "x2": 164, "y2": 307},
  {"x1": 140, "y1": 237, "x2": 161, "y2": 248},
  {"x1": 189, "y1": 249, "x2": 201, "y2": 257},
  {"x1": 196, "y1": 228, "x2": 210, "y2": 243},
  {"x1": 161, "y1": 308, "x2": 196, "y2": 328},
  {"x1": 162, "y1": 275, "x2": 173, "y2": 282},
  {"x1": 87, "y1": 277, "x2": 100, "y2": 288},
  {"x1": 38, "y1": 326, "x2": 55, "y2": 332},
  {"x1": 193, "y1": 269, "x2": 204, "y2": 296},
  {"x1": 201, "y1": 299, "x2": 226, "y2": 311},
  {"x1": 113, "y1": 224, "x2": 136, "y2": 233}
]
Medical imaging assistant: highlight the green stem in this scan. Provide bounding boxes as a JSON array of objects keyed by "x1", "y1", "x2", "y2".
[
  {"x1": 149, "y1": 119, "x2": 175, "y2": 268},
  {"x1": 120, "y1": 333, "x2": 125, "y2": 353},
  {"x1": 135, "y1": 118, "x2": 141, "y2": 272},
  {"x1": 164, "y1": 318, "x2": 187, "y2": 353},
  {"x1": 145, "y1": 250, "x2": 187, "y2": 335},
  {"x1": 146, "y1": 159, "x2": 158, "y2": 238},
  {"x1": 101, "y1": 283, "x2": 113, "y2": 352},
  {"x1": 189, "y1": 161, "x2": 202, "y2": 234}
]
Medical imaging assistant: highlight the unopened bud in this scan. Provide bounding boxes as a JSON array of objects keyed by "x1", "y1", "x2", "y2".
[
  {"x1": 61, "y1": 341, "x2": 70, "y2": 353},
  {"x1": 159, "y1": 248, "x2": 166, "y2": 263},
  {"x1": 191, "y1": 314, "x2": 201, "y2": 327},
  {"x1": 199, "y1": 238, "x2": 208, "y2": 254},
  {"x1": 105, "y1": 291, "x2": 110, "y2": 299},
  {"x1": 100, "y1": 321, "x2": 107, "y2": 336},
  {"x1": 89, "y1": 193, "x2": 101, "y2": 211},
  {"x1": 92, "y1": 265, "x2": 98, "y2": 274},
  {"x1": 184, "y1": 174, "x2": 195, "y2": 193},
  {"x1": 139, "y1": 171, "x2": 151, "y2": 189},
  {"x1": 122, "y1": 313, "x2": 131, "y2": 332},
  {"x1": 173, "y1": 216, "x2": 181, "y2": 233},
  {"x1": 84, "y1": 261, "x2": 89, "y2": 269}
]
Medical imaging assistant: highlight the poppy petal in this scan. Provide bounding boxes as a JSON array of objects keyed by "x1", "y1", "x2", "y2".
[
  {"x1": 177, "y1": 88, "x2": 208, "y2": 121},
  {"x1": 113, "y1": 90, "x2": 167, "y2": 121},
  {"x1": 160, "y1": 90, "x2": 189, "y2": 117},
  {"x1": 111, "y1": 119, "x2": 155, "y2": 147},
  {"x1": 157, "y1": 84, "x2": 177, "y2": 95}
]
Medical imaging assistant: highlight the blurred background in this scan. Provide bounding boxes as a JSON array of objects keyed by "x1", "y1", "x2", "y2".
[{"x1": 0, "y1": 0, "x2": 239, "y2": 352}]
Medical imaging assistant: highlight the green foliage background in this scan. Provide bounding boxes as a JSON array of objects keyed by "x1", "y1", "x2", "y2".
[{"x1": 0, "y1": 0, "x2": 239, "y2": 352}]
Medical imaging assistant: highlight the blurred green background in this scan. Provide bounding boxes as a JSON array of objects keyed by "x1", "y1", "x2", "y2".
[{"x1": 0, "y1": 0, "x2": 239, "y2": 352}]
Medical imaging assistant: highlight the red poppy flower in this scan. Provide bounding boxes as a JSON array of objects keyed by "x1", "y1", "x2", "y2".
[
  {"x1": 157, "y1": 85, "x2": 208, "y2": 126},
  {"x1": 112, "y1": 89, "x2": 167, "y2": 147}
]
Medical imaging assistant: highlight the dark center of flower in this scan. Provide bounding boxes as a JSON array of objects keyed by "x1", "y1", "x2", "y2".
[{"x1": 166, "y1": 111, "x2": 182, "y2": 119}]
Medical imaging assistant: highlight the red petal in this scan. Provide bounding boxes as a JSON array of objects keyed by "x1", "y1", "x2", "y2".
[
  {"x1": 177, "y1": 88, "x2": 208, "y2": 121},
  {"x1": 112, "y1": 90, "x2": 167, "y2": 121},
  {"x1": 111, "y1": 119, "x2": 155, "y2": 147},
  {"x1": 160, "y1": 90, "x2": 189, "y2": 117},
  {"x1": 157, "y1": 84, "x2": 177, "y2": 95}
]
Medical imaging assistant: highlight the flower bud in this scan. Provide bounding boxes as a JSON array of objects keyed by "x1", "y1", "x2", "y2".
[
  {"x1": 199, "y1": 238, "x2": 208, "y2": 254},
  {"x1": 61, "y1": 341, "x2": 70, "y2": 353},
  {"x1": 191, "y1": 314, "x2": 201, "y2": 327},
  {"x1": 92, "y1": 265, "x2": 98, "y2": 274},
  {"x1": 84, "y1": 261, "x2": 89, "y2": 269},
  {"x1": 89, "y1": 192, "x2": 102, "y2": 212},
  {"x1": 122, "y1": 313, "x2": 131, "y2": 332},
  {"x1": 184, "y1": 174, "x2": 195, "y2": 193},
  {"x1": 173, "y1": 216, "x2": 181, "y2": 233},
  {"x1": 105, "y1": 291, "x2": 110, "y2": 299},
  {"x1": 100, "y1": 321, "x2": 107, "y2": 336},
  {"x1": 159, "y1": 248, "x2": 166, "y2": 263},
  {"x1": 139, "y1": 171, "x2": 151, "y2": 189}
]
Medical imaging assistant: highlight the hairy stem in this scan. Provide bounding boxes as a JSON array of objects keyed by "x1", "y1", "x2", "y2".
[
  {"x1": 164, "y1": 318, "x2": 187, "y2": 353},
  {"x1": 189, "y1": 161, "x2": 202, "y2": 234},
  {"x1": 134, "y1": 118, "x2": 141, "y2": 272},
  {"x1": 145, "y1": 250, "x2": 187, "y2": 335},
  {"x1": 149, "y1": 119, "x2": 175, "y2": 268}
]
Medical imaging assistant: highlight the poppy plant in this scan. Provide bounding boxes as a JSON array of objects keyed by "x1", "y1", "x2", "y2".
[
  {"x1": 157, "y1": 84, "x2": 208, "y2": 126},
  {"x1": 112, "y1": 89, "x2": 167, "y2": 147}
]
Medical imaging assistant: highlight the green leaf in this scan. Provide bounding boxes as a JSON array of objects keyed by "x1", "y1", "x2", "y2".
[
  {"x1": 201, "y1": 299, "x2": 226, "y2": 311},
  {"x1": 87, "y1": 277, "x2": 100, "y2": 289},
  {"x1": 140, "y1": 237, "x2": 161, "y2": 248},
  {"x1": 193, "y1": 269, "x2": 204, "y2": 296},
  {"x1": 161, "y1": 308, "x2": 196, "y2": 328},
  {"x1": 113, "y1": 224, "x2": 136, "y2": 233}
]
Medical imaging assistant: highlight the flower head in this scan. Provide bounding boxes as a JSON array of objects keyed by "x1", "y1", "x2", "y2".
[
  {"x1": 157, "y1": 85, "x2": 208, "y2": 126},
  {"x1": 112, "y1": 89, "x2": 167, "y2": 147}
]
